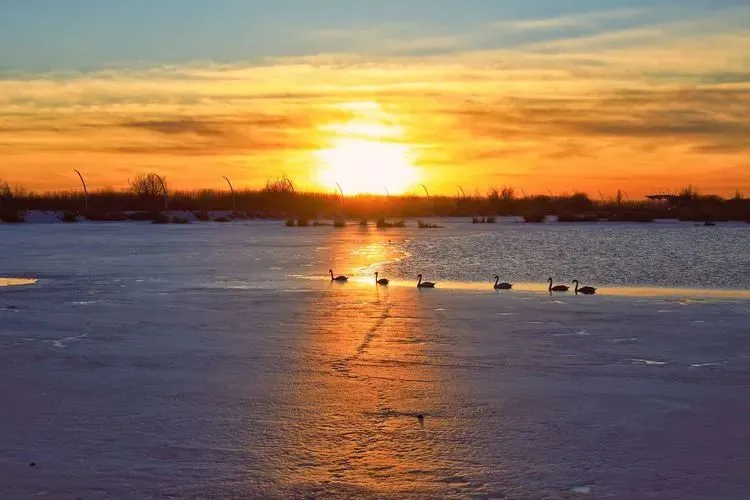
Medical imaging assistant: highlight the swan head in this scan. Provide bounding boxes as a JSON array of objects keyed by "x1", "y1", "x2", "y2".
[
  {"x1": 417, "y1": 274, "x2": 422, "y2": 278},
  {"x1": 548, "y1": 277, "x2": 553, "y2": 283},
  {"x1": 494, "y1": 275, "x2": 499, "y2": 280},
  {"x1": 572, "y1": 279, "x2": 579, "y2": 285}
]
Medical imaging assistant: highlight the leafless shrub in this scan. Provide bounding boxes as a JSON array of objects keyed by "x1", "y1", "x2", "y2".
[
  {"x1": 130, "y1": 173, "x2": 167, "y2": 199},
  {"x1": 500, "y1": 186, "x2": 515, "y2": 201},
  {"x1": 264, "y1": 174, "x2": 295, "y2": 194}
]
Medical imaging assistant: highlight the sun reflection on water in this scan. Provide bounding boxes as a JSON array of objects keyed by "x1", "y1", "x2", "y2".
[
  {"x1": 276, "y1": 286, "x2": 462, "y2": 496},
  {"x1": 271, "y1": 232, "x2": 467, "y2": 497}
]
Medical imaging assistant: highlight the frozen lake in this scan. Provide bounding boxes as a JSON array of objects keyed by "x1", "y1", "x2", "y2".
[{"x1": 1, "y1": 220, "x2": 749, "y2": 498}]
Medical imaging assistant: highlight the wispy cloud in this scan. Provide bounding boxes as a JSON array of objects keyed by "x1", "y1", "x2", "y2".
[
  {"x1": 491, "y1": 8, "x2": 644, "y2": 31},
  {"x1": 123, "y1": 118, "x2": 226, "y2": 137}
]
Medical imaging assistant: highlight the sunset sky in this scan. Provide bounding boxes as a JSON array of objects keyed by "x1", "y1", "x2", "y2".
[{"x1": 1, "y1": 0, "x2": 748, "y2": 197}]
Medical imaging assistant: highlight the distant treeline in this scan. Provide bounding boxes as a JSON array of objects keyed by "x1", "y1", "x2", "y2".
[{"x1": 1, "y1": 175, "x2": 749, "y2": 223}]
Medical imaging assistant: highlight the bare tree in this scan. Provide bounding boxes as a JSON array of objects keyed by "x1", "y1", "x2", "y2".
[
  {"x1": 500, "y1": 186, "x2": 515, "y2": 202},
  {"x1": 130, "y1": 173, "x2": 167, "y2": 199},
  {"x1": 0, "y1": 179, "x2": 12, "y2": 202}
]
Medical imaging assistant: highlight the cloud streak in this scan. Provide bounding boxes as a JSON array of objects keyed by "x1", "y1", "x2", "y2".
[{"x1": 491, "y1": 8, "x2": 645, "y2": 31}]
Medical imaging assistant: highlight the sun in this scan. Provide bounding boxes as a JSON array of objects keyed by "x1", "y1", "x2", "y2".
[
  {"x1": 316, "y1": 102, "x2": 419, "y2": 195},
  {"x1": 317, "y1": 138, "x2": 419, "y2": 195}
]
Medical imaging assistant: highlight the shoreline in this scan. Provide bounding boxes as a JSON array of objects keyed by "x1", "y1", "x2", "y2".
[{"x1": 2, "y1": 210, "x2": 750, "y2": 226}]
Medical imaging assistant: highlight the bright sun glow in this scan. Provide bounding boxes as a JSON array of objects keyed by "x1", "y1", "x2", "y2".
[{"x1": 316, "y1": 102, "x2": 419, "y2": 195}]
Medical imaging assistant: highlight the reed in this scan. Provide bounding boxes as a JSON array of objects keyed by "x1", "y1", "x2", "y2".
[{"x1": 418, "y1": 220, "x2": 441, "y2": 228}]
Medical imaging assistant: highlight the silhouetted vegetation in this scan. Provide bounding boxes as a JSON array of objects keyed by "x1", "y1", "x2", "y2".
[
  {"x1": 171, "y1": 215, "x2": 191, "y2": 224},
  {"x1": 1, "y1": 177, "x2": 749, "y2": 225},
  {"x1": 606, "y1": 211, "x2": 656, "y2": 223},
  {"x1": 86, "y1": 211, "x2": 128, "y2": 222},
  {"x1": 0, "y1": 179, "x2": 20, "y2": 222},
  {"x1": 557, "y1": 213, "x2": 598, "y2": 222},
  {"x1": 192, "y1": 211, "x2": 211, "y2": 222},
  {"x1": 375, "y1": 218, "x2": 405, "y2": 228},
  {"x1": 61, "y1": 211, "x2": 78, "y2": 223},
  {"x1": 418, "y1": 220, "x2": 441, "y2": 228},
  {"x1": 230, "y1": 211, "x2": 250, "y2": 220},
  {"x1": 129, "y1": 172, "x2": 168, "y2": 212},
  {"x1": 151, "y1": 213, "x2": 170, "y2": 224},
  {"x1": 130, "y1": 173, "x2": 167, "y2": 199},
  {"x1": 472, "y1": 216, "x2": 497, "y2": 223},
  {"x1": 523, "y1": 213, "x2": 547, "y2": 223},
  {"x1": 0, "y1": 180, "x2": 12, "y2": 202},
  {"x1": 0, "y1": 210, "x2": 24, "y2": 223},
  {"x1": 127, "y1": 211, "x2": 161, "y2": 221}
]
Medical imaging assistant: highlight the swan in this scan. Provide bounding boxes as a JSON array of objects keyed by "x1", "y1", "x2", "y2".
[
  {"x1": 375, "y1": 272, "x2": 389, "y2": 286},
  {"x1": 417, "y1": 274, "x2": 436, "y2": 288},
  {"x1": 573, "y1": 280, "x2": 597, "y2": 295},
  {"x1": 493, "y1": 275, "x2": 513, "y2": 290},
  {"x1": 329, "y1": 269, "x2": 348, "y2": 282},
  {"x1": 548, "y1": 277, "x2": 569, "y2": 292}
]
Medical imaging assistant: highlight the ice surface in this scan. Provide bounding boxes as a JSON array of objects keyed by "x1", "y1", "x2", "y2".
[
  {"x1": 1, "y1": 221, "x2": 749, "y2": 499},
  {"x1": 21, "y1": 211, "x2": 65, "y2": 224}
]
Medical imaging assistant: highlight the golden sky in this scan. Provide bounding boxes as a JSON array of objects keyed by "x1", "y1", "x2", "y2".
[{"x1": 1, "y1": 5, "x2": 749, "y2": 197}]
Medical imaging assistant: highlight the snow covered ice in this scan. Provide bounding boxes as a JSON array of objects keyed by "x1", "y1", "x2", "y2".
[{"x1": 1, "y1": 220, "x2": 749, "y2": 498}]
